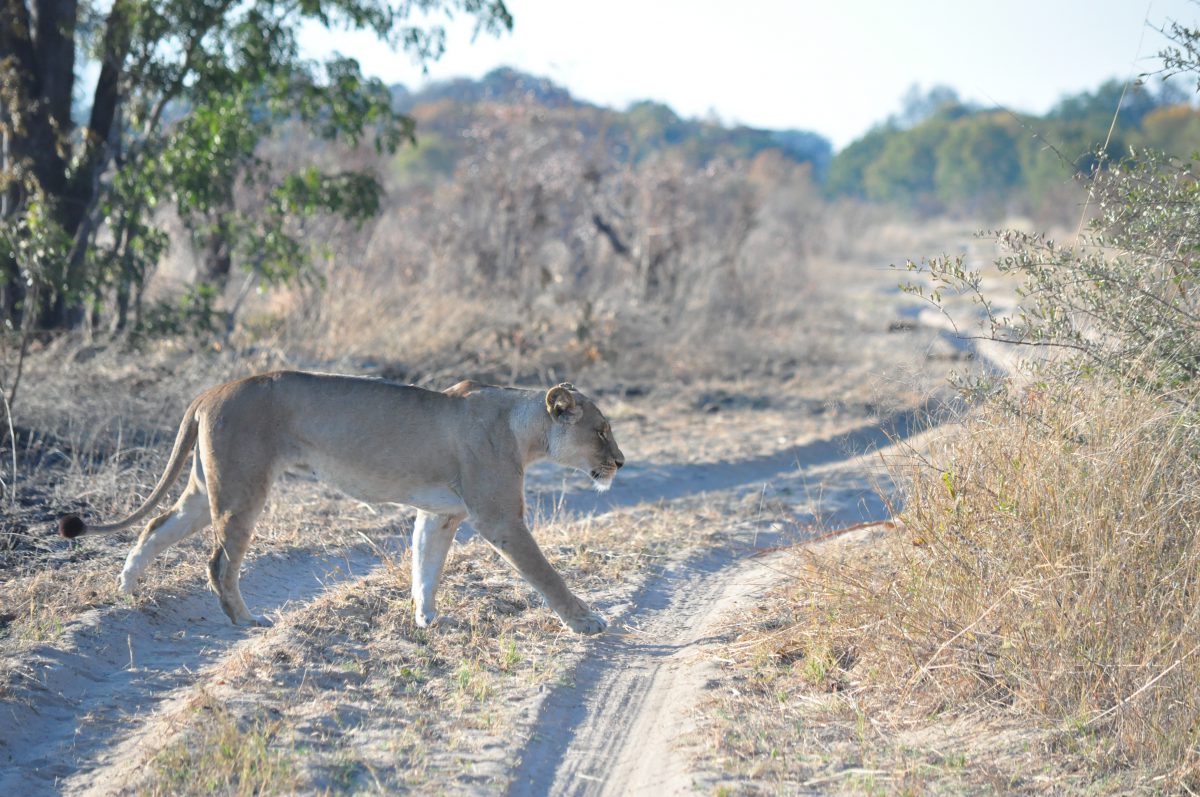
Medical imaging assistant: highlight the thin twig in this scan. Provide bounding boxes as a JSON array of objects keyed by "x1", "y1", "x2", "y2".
[
  {"x1": 1085, "y1": 644, "x2": 1200, "y2": 728},
  {"x1": 1, "y1": 384, "x2": 15, "y2": 507}
]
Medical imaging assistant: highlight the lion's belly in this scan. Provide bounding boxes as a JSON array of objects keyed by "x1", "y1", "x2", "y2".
[
  {"x1": 295, "y1": 454, "x2": 466, "y2": 515},
  {"x1": 394, "y1": 485, "x2": 468, "y2": 515}
]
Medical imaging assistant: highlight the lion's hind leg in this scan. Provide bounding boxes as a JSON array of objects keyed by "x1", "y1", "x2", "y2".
[
  {"x1": 199, "y1": 415, "x2": 276, "y2": 627},
  {"x1": 206, "y1": 498, "x2": 269, "y2": 627},
  {"x1": 118, "y1": 455, "x2": 211, "y2": 596}
]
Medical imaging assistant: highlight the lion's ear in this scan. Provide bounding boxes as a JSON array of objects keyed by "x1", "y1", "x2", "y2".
[{"x1": 545, "y1": 384, "x2": 581, "y2": 423}]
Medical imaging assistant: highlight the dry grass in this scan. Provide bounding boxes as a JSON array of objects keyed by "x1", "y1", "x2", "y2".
[
  {"x1": 890, "y1": 384, "x2": 1200, "y2": 778},
  {"x1": 697, "y1": 529, "x2": 1131, "y2": 795},
  {"x1": 144, "y1": 691, "x2": 303, "y2": 797},
  {"x1": 699, "y1": 381, "x2": 1200, "y2": 793}
]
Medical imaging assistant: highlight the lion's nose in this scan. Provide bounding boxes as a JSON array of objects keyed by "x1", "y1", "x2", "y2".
[{"x1": 614, "y1": 453, "x2": 625, "y2": 469}]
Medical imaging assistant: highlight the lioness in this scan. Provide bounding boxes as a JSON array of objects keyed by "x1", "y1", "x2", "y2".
[{"x1": 58, "y1": 371, "x2": 624, "y2": 634}]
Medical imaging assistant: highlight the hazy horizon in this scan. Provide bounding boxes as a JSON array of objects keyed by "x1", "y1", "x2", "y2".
[{"x1": 299, "y1": 0, "x2": 1200, "y2": 150}]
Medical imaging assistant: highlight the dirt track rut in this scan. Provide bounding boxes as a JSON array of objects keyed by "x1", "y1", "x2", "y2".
[
  {"x1": 508, "y1": 536, "x2": 788, "y2": 796},
  {"x1": 0, "y1": 543, "x2": 388, "y2": 794}
]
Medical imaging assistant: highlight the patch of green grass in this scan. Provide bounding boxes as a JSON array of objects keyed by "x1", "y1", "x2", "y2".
[
  {"x1": 498, "y1": 634, "x2": 521, "y2": 672},
  {"x1": 454, "y1": 657, "x2": 495, "y2": 704},
  {"x1": 144, "y1": 693, "x2": 299, "y2": 796},
  {"x1": 15, "y1": 608, "x2": 65, "y2": 643}
]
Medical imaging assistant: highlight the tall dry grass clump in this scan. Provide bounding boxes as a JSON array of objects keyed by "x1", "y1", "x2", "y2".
[
  {"x1": 841, "y1": 383, "x2": 1200, "y2": 780},
  {"x1": 837, "y1": 40, "x2": 1200, "y2": 782}
]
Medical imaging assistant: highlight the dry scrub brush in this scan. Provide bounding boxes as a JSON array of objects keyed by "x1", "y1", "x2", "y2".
[
  {"x1": 249, "y1": 104, "x2": 849, "y2": 383},
  {"x1": 783, "y1": 383, "x2": 1200, "y2": 787}
]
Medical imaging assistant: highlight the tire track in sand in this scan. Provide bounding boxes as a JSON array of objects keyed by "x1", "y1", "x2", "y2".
[{"x1": 0, "y1": 542, "x2": 387, "y2": 795}]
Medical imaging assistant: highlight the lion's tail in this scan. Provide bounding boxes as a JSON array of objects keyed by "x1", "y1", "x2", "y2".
[{"x1": 58, "y1": 398, "x2": 202, "y2": 538}]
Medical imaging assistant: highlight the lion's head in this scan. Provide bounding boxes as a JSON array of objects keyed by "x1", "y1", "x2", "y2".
[{"x1": 544, "y1": 384, "x2": 625, "y2": 491}]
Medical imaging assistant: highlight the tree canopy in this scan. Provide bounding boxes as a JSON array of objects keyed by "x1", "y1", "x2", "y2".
[
  {"x1": 825, "y1": 77, "x2": 1200, "y2": 216},
  {"x1": 0, "y1": 0, "x2": 512, "y2": 333}
]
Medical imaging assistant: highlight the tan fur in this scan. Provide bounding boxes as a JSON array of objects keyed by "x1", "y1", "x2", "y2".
[{"x1": 73, "y1": 371, "x2": 624, "y2": 633}]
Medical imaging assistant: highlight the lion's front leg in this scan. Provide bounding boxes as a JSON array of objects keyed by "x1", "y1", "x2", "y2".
[
  {"x1": 411, "y1": 510, "x2": 465, "y2": 627},
  {"x1": 471, "y1": 510, "x2": 607, "y2": 635}
]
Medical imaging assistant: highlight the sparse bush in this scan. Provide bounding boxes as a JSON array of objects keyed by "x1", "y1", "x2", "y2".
[
  {"x1": 910, "y1": 147, "x2": 1200, "y2": 396},
  {"x1": 270, "y1": 103, "x2": 842, "y2": 383}
]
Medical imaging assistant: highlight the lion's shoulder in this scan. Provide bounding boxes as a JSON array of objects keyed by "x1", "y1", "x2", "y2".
[{"x1": 442, "y1": 379, "x2": 485, "y2": 398}]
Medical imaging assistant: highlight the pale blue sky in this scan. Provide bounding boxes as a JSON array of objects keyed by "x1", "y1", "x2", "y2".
[{"x1": 299, "y1": 0, "x2": 1200, "y2": 150}]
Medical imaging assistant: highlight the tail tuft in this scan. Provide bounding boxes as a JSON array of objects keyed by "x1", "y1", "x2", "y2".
[{"x1": 59, "y1": 515, "x2": 86, "y2": 539}]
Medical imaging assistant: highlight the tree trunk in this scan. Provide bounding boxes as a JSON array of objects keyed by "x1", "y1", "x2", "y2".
[
  {"x1": 1, "y1": 0, "x2": 76, "y2": 328},
  {"x1": 0, "y1": 0, "x2": 132, "y2": 331},
  {"x1": 200, "y1": 221, "x2": 234, "y2": 291},
  {"x1": 0, "y1": 130, "x2": 25, "y2": 328},
  {"x1": 114, "y1": 272, "x2": 131, "y2": 333}
]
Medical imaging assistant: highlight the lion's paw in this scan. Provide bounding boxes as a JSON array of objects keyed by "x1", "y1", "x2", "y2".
[
  {"x1": 565, "y1": 610, "x2": 607, "y2": 635},
  {"x1": 116, "y1": 571, "x2": 139, "y2": 597},
  {"x1": 232, "y1": 614, "x2": 273, "y2": 628}
]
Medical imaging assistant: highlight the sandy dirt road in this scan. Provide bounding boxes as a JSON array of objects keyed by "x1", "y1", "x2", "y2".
[
  {"x1": 0, "y1": 540, "x2": 391, "y2": 793},
  {"x1": 508, "y1": 418, "x2": 923, "y2": 796},
  {"x1": 0, "y1": 397, "x2": 924, "y2": 795},
  {"x1": 507, "y1": 535, "x2": 790, "y2": 796}
]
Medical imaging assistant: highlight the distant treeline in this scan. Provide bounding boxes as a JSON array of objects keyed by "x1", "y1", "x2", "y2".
[
  {"x1": 395, "y1": 69, "x2": 1200, "y2": 216},
  {"x1": 827, "y1": 81, "x2": 1200, "y2": 214},
  {"x1": 390, "y1": 67, "x2": 834, "y2": 179}
]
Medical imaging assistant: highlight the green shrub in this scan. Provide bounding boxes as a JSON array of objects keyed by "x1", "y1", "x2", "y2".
[{"x1": 909, "y1": 147, "x2": 1200, "y2": 397}]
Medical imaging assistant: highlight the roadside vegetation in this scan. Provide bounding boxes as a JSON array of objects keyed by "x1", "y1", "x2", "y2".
[{"x1": 700, "y1": 22, "x2": 1200, "y2": 796}]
